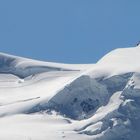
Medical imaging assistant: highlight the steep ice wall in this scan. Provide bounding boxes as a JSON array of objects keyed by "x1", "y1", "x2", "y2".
[{"x1": 27, "y1": 72, "x2": 132, "y2": 121}]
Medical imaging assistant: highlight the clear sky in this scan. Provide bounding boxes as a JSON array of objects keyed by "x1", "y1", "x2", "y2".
[{"x1": 0, "y1": 0, "x2": 140, "y2": 63}]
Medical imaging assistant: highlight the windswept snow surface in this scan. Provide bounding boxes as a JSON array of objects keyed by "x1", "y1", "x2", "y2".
[{"x1": 0, "y1": 45, "x2": 140, "y2": 140}]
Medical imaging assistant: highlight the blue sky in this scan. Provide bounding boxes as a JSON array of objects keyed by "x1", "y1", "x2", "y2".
[{"x1": 0, "y1": 0, "x2": 140, "y2": 63}]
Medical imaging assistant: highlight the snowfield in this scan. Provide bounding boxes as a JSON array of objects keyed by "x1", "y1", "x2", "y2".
[{"x1": 0, "y1": 45, "x2": 140, "y2": 140}]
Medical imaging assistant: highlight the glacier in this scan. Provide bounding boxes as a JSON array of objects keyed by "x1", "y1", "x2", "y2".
[{"x1": 0, "y1": 45, "x2": 140, "y2": 140}]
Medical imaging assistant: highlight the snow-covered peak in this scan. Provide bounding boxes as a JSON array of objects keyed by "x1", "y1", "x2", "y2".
[
  {"x1": 86, "y1": 45, "x2": 140, "y2": 78},
  {"x1": 98, "y1": 46, "x2": 140, "y2": 67}
]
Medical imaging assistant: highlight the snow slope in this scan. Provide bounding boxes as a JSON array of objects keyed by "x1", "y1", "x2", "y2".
[{"x1": 0, "y1": 45, "x2": 140, "y2": 140}]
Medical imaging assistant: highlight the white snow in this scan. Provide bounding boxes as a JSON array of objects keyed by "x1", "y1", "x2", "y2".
[{"x1": 0, "y1": 45, "x2": 139, "y2": 139}]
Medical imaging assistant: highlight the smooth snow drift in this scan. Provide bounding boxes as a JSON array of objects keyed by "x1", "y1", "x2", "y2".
[{"x1": 0, "y1": 45, "x2": 140, "y2": 140}]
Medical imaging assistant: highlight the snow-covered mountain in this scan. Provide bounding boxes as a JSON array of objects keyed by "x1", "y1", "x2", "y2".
[{"x1": 0, "y1": 45, "x2": 140, "y2": 140}]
